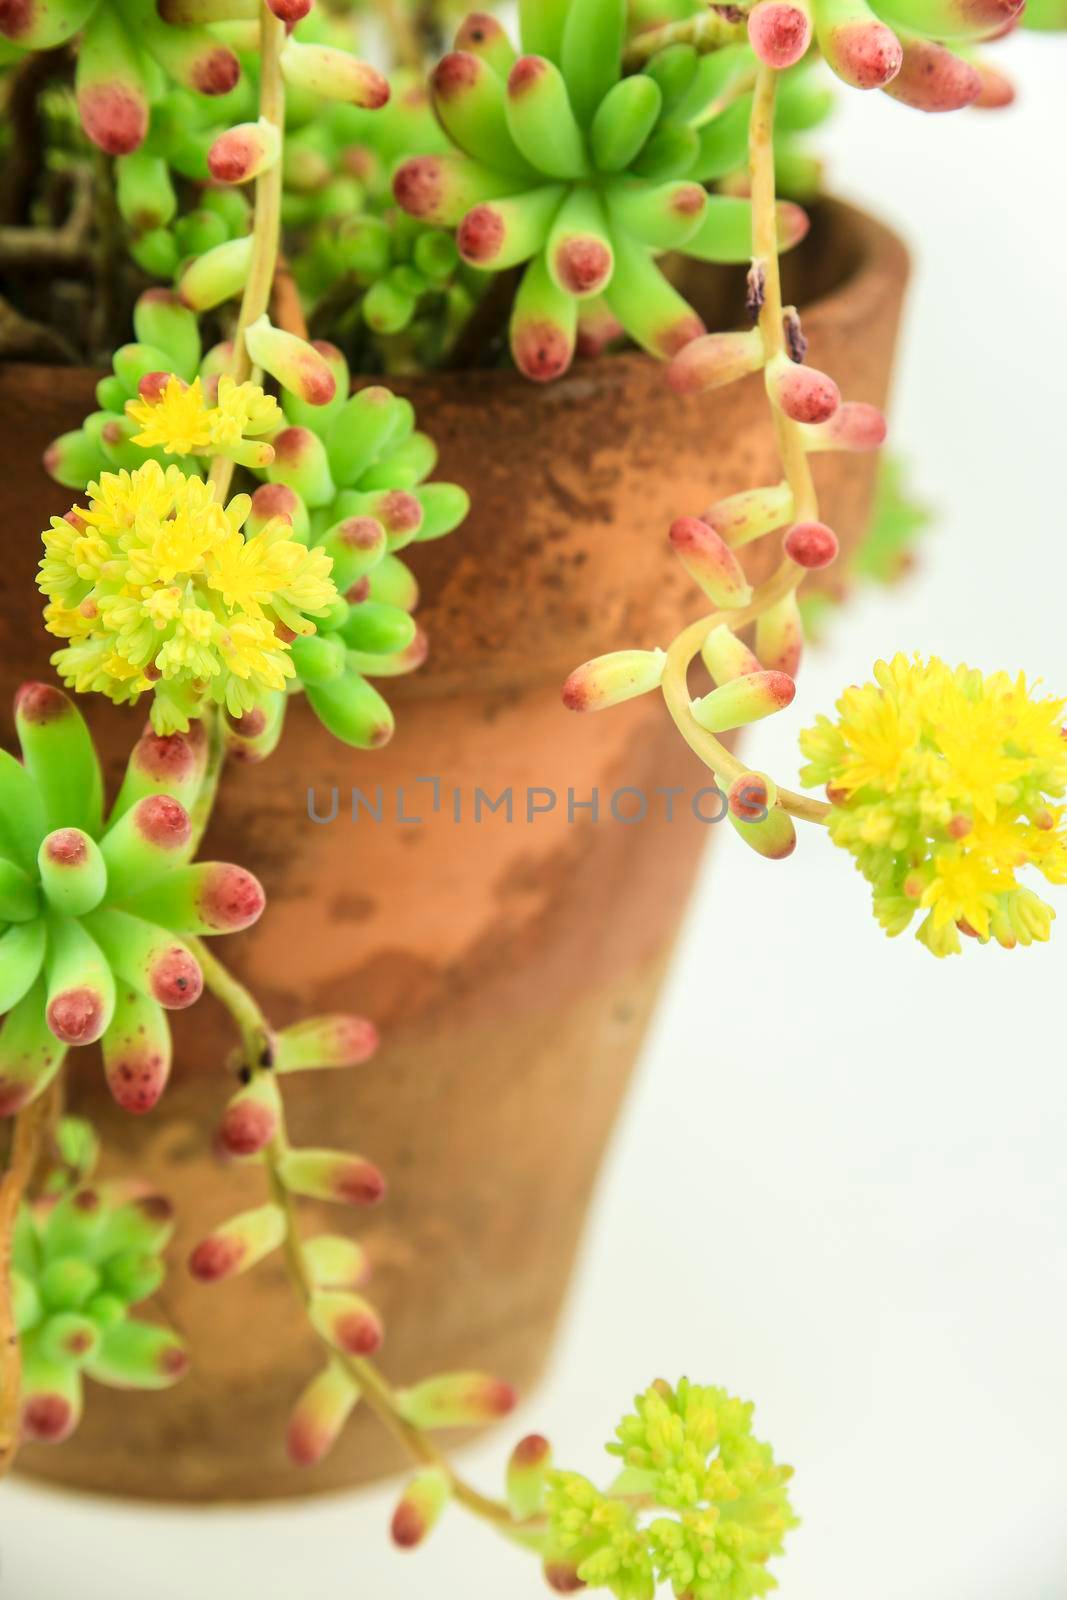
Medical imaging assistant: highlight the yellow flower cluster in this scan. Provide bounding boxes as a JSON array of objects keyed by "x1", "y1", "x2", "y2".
[
  {"x1": 39, "y1": 461, "x2": 337, "y2": 733},
  {"x1": 546, "y1": 1380, "x2": 795, "y2": 1600},
  {"x1": 801, "y1": 654, "x2": 1067, "y2": 956},
  {"x1": 126, "y1": 374, "x2": 282, "y2": 467}
]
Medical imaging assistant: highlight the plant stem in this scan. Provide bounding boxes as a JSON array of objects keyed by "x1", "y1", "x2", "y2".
[
  {"x1": 208, "y1": 0, "x2": 286, "y2": 504},
  {"x1": 190, "y1": 938, "x2": 540, "y2": 1541},
  {"x1": 188, "y1": 705, "x2": 227, "y2": 855},
  {"x1": 660, "y1": 572, "x2": 831, "y2": 826},
  {"x1": 623, "y1": 7, "x2": 749, "y2": 69},
  {"x1": 0, "y1": 1083, "x2": 61, "y2": 1480},
  {"x1": 750, "y1": 63, "x2": 818, "y2": 524},
  {"x1": 657, "y1": 63, "x2": 833, "y2": 828},
  {"x1": 379, "y1": 0, "x2": 423, "y2": 71}
]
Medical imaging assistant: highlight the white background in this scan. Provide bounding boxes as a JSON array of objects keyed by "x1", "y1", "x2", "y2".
[{"x1": 3, "y1": 28, "x2": 1066, "y2": 1600}]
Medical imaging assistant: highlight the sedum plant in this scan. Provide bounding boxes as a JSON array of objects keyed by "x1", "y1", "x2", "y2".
[{"x1": 1, "y1": 1, "x2": 1065, "y2": 1597}]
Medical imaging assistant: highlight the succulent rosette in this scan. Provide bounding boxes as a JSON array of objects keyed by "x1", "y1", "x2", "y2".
[
  {"x1": 224, "y1": 342, "x2": 468, "y2": 754},
  {"x1": 391, "y1": 1, "x2": 816, "y2": 381},
  {"x1": 0, "y1": 685, "x2": 264, "y2": 1116},
  {"x1": 11, "y1": 1119, "x2": 186, "y2": 1445},
  {"x1": 0, "y1": 0, "x2": 387, "y2": 157}
]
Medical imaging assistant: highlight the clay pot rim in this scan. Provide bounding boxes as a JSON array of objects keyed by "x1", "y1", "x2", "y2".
[{"x1": 0, "y1": 200, "x2": 906, "y2": 405}]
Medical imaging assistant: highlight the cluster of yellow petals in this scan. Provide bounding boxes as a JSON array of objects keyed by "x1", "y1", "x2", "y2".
[
  {"x1": 38, "y1": 461, "x2": 337, "y2": 733},
  {"x1": 801, "y1": 654, "x2": 1067, "y2": 956},
  {"x1": 125, "y1": 374, "x2": 282, "y2": 465}
]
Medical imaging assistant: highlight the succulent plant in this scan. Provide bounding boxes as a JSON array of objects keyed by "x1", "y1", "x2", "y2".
[
  {"x1": 391, "y1": 3, "x2": 816, "y2": 380},
  {"x1": 11, "y1": 1120, "x2": 186, "y2": 1445},
  {"x1": 226, "y1": 345, "x2": 468, "y2": 753},
  {"x1": 0, "y1": 685, "x2": 263, "y2": 1115}
]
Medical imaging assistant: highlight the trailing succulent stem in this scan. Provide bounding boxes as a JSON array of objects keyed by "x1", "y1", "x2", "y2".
[{"x1": 1, "y1": 2, "x2": 1066, "y2": 1593}]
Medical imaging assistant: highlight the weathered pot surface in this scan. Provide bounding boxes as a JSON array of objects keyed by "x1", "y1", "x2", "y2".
[{"x1": 1, "y1": 201, "x2": 908, "y2": 1501}]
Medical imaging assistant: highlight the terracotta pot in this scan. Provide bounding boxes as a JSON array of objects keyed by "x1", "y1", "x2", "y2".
[{"x1": 2, "y1": 200, "x2": 907, "y2": 1502}]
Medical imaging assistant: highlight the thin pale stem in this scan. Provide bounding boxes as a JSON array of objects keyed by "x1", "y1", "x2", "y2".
[
  {"x1": 208, "y1": 1, "x2": 286, "y2": 503},
  {"x1": 188, "y1": 706, "x2": 227, "y2": 856},
  {"x1": 656, "y1": 63, "x2": 836, "y2": 828},
  {"x1": 660, "y1": 570, "x2": 831, "y2": 826},
  {"x1": 379, "y1": 0, "x2": 423, "y2": 70},
  {"x1": 0, "y1": 1082, "x2": 62, "y2": 1480},
  {"x1": 623, "y1": 8, "x2": 749, "y2": 68},
  {"x1": 750, "y1": 62, "x2": 818, "y2": 523},
  {"x1": 190, "y1": 939, "x2": 540, "y2": 1541}
]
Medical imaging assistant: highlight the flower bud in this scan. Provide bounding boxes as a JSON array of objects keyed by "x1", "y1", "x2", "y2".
[
  {"x1": 85, "y1": 1318, "x2": 188, "y2": 1390},
  {"x1": 102, "y1": 984, "x2": 173, "y2": 1115},
  {"x1": 123, "y1": 862, "x2": 266, "y2": 936},
  {"x1": 95, "y1": 1193, "x2": 175, "y2": 1258},
  {"x1": 179, "y1": 236, "x2": 253, "y2": 312},
  {"x1": 395, "y1": 1372, "x2": 517, "y2": 1430},
  {"x1": 267, "y1": 426, "x2": 337, "y2": 509},
  {"x1": 85, "y1": 908, "x2": 202, "y2": 1012},
  {"x1": 576, "y1": 299, "x2": 625, "y2": 359},
  {"x1": 287, "y1": 1363, "x2": 361, "y2": 1465},
  {"x1": 99, "y1": 795, "x2": 194, "y2": 905},
  {"x1": 766, "y1": 352, "x2": 840, "y2": 423},
  {"x1": 691, "y1": 671, "x2": 796, "y2": 733},
  {"x1": 669, "y1": 516, "x2": 753, "y2": 608},
  {"x1": 275, "y1": 1014, "x2": 379, "y2": 1074},
  {"x1": 748, "y1": 1, "x2": 813, "y2": 66},
  {"x1": 394, "y1": 153, "x2": 514, "y2": 227},
  {"x1": 45, "y1": 920, "x2": 114, "y2": 1047},
  {"x1": 973, "y1": 58, "x2": 1014, "y2": 107},
  {"x1": 306, "y1": 672, "x2": 395, "y2": 750},
  {"x1": 729, "y1": 804, "x2": 798, "y2": 859},
  {"x1": 245, "y1": 315, "x2": 337, "y2": 407},
  {"x1": 303, "y1": 1235, "x2": 371, "y2": 1293},
  {"x1": 701, "y1": 624, "x2": 762, "y2": 686},
  {"x1": 454, "y1": 11, "x2": 517, "y2": 76},
  {"x1": 75, "y1": 4, "x2": 150, "y2": 155},
  {"x1": 756, "y1": 591, "x2": 804, "y2": 675},
  {"x1": 507, "y1": 1433, "x2": 553, "y2": 1519},
  {"x1": 189, "y1": 1203, "x2": 286, "y2": 1282},
  {"x1": 801, "y1": 400, "x2": 887, "y2": 453},
  {"x1": 37, "y1": 829, "x2": 106, "y2": 918},
  {"x1": 279, "y1": 40, "x2": 390, "y2": 108},
  {"x1": 704, "y1": 482, "x2": 794, "y2": 550},
  {"x1": 110, "y1": 724, "x2": 206, "y2": 820},
  {"x1": 882, "y1": 37, "x2": 982, "y2": 110},
  {"x1": 815, "y1": 0, "x2": 903, "y2": 89},
  {"x1": 218, "y1": 1073, "x2": 281, "y2": 1156},
  {"x1": 21, "y1": 1353, "x2": 82, "y2": 1443},
  {"x1": 667, "y1": 328, "x2": 764, "y2": 396},
  {"x1": 784, "y1": 520, "x2": 839, "y2": 568},
  {"x1": 38, "y1": 1311, "x2": 102, "y2": 1368},
  {"x1": 506, "y1": 54, "x2": 589, "y2": 179},
  {"x1": 208, "y1": 117, "x2": 282, "y2": 184},
  {"x1": 308, "y1": 1291, "x2": 384, "y2": 1356},
  {"x1": 247, "y1": 483, "x2": 311, "y2": 544},
  {"x1": 391, "y1": 1469, "x2": 452, "y2": 1549},
  {"x1": 277, "y1": 1147, "x2": 386, "y2": 1207},
  {"x1": 562, "y1": 649, "x2": 667, "y2": 713},
  {"x1": 510, "y1": 252, "x2": 577, "y2": 382},
  {"x1": 102, "y1": 1250, "x2": 165, "y2": 1305},
  {"x1": 727, "y1": 771, "x2": 778, "y2": 822}
]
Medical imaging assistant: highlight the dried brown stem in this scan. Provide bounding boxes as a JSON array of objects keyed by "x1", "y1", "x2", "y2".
[
  {"x1": 271, "y1": 254, "x2": 309, "y2": 341},
  {"x1": 446, "y1": 268, "x2": 520, "y2": 371}
]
